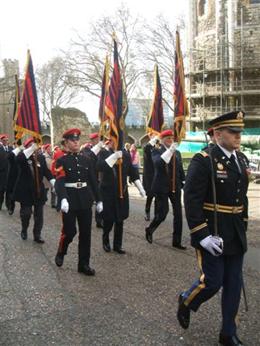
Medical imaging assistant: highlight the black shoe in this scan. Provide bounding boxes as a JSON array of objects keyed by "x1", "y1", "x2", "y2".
[
  {"x1": 34, "y1": 237, "x2": 45, "y2": 244},
  {"x1": 219, "y1": 334, "x2": 244, "y2": 346},
  {"x1": 177, "y1": 294, "x2": 190, "y2": 329},
  {"x1": 145, "y1": 227, "x2": 153, "y2": 244},
  {"x1": 51, "y1": 205, "x2": 56, "y2": 209},
  {"x1": 55, "y1": 252, "x2": 64, "y2": 267},
  {"x1": 172, "y1": 242, "x2": 187, "y2": 250},
  {"x1": 113, "y1": 247, "x2": 126, "y2": 254},
  {"x1": 78, "y1": 264, "x2": 95, "y2": 276},
  {"x1": 21, "y1": 230, "x2": 27, "y2": 240},
  {"x1": 103, "y1": 242, "x2": 111, "y2": 252},
  {"x1": 144, "y1": 212, "x2": 150, "y2": 221},
  {"x1": 8, "y1": 209, "x2": 14, "y2": 215},
  {"x1": 96, "y1": 222, "x2": 103, "y2": 229}
]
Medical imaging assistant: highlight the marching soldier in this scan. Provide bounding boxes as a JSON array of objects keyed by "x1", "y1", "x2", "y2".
[
  {"x1": 0, "y1": 134, "x2": 13, "y2": 211},
  {"x1": 142, "y1": 133, "x2": 159, "y2": 221},
  {"x1": 13, "y1": 137, "x2": 55, "y2": 243},
  {"x1": 145, "y1": 129, "x2": 186, "y2": 249},
  {"x1": 97, "y1": 137, "x2": 145, "y2": 254},
  {"x1": 177, "y1": 111, "x2": 249, "y2": 346},
  {"x1": 54, "y1": 128, "x2": 103, "y2": 276}
]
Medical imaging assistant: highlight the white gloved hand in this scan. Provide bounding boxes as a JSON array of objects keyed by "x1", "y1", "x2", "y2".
[
  {"x1": 12, "y1": 146, "x2": 23, "y2": 156},
  {"x1": 149, "y1": 135, "x2": 160, "y2": 146},
  {"x1": 49, "y1": 179, "x2": 55, "y2": 188},
  {"x1": 200, "y1": 235, "x2": 223, "y2": 256},
  {"x1": 134, "y1": 179, "x2": 146, "y2": 198},
  {"x1": 161, "y1": 143, "x2": 178, "y2": 164},
  {"x1": 91, "y1": 141, "x2": 104, "y2": 156},
  {"x1": 23, "y1": 143, "x2": 38, "y2": 159},
  {"x1": 105, "y1": 150, "x2": 123, "y2": 168},
  {"x1": 169, "y1": 142, "x2": 178, "y2": 153},
  {"x1": 61, "y1": 198, "x2": 69, "y2": 213},
  {"x1": 96, "y1": 201, "x2": 103, "y2": 213}
]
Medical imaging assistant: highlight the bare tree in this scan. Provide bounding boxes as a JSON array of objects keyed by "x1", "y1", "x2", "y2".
[
  {"x1": 36, "y1": 56, "x2": 79, "y2": 121},
  {"x1": 63, "y1": 4, "x2": 146, "y2": 117}
]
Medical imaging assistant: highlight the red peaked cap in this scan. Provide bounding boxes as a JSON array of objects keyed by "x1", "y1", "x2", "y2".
[
  {"x1": 0, "y1": 134, "x2": 8, "y2": 140},
  {"x1": 23, "y1": 137, "x2": 35, "y2": 148},
  {"x1": 63, "y1": 128, "x2": 81, "y2": 140},
  {"x1": 89, "y1": 132, "x2": 99, "y2": 140},
  {"x1": 43, "y1": 143, "x2": 51, "y2": 150},
  {"x1": 160, "y1": 129, "x2": 174, "y2": 138}
]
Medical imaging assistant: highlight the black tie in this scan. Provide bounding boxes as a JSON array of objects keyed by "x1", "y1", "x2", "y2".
[{"x1": 230, "y1": 154, "x2": 239, "y2": 171}]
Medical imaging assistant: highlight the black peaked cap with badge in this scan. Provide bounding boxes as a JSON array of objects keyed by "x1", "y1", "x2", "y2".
[{"x1": 209, "y1": 110, "x2": 245, "y2": 132}]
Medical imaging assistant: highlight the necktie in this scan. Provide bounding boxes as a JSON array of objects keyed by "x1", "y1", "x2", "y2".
[{"x1": 230, "y1": 154, "x2": 240, "y2": 172}]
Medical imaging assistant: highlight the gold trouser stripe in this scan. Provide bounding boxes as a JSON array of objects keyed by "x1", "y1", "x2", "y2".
[
  {"x1": 203, "y1": 203, "x2": 243, "y2": 214},
  {"x1": 184, "y1": 249, "x2": 206, "y2": 306},
  {"x1": 190, "y1": 223, "x2": 207, "y2": 234}
]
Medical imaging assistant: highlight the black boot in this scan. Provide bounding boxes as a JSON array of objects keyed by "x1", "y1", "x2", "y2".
[
  {"x1": 219, "y1": 333, "x2": 244, "y2": 346},
  {"x1": 145, "y1": 227, "x2": 153, "y2": 244},
  {"x1": 21, "y1": 229, "x2": 27, "y2": 240},
  {"x1": 102, "y1": 234, "x2": 111, "y2": 252},
  {"x1": 177, "y1": 294, "x2": 190, "y2": 329},
  {"x1": 55, "y1": 252, "x2": 65, "y2": 267},
  {"x1": 78, "y1": 264, "x2": 95, "y2": 276}
]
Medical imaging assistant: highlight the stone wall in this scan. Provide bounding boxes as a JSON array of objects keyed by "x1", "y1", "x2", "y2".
[{"x1": 51, "y1": 107, "x2": 91, "y2": 146}]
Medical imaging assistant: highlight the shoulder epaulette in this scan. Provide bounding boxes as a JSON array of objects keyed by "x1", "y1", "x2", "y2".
[{"x1": 198, "y1": 151, "x2": 209, "y2": 158}]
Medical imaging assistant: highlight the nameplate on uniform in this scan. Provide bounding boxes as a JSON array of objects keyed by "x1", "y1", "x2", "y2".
[{"x1": 216, "y1": 170, "x2": 228, "y2": 179}]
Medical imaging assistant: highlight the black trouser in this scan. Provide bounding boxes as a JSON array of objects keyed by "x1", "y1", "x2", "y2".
[
  {"x1": 59, "y1": 208, "x2": 92, "y2": 266},
  {"x1": 0, "y1": 189, "x2": 12, "y2": 210},
  {"x1": 145, "y1": 194, "x2": 154, "y2": 214},
  {"x1": 147, "y1": 191, "x2": 183, "y2": 244},
  {"x1": 20, "y1": 203, "x2": 44, "y2": 239},
  {"x1": 103, "y1": 220, "x2": 124, "y2": 249}
]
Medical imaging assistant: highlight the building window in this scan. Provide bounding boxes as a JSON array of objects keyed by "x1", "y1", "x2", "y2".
[{"x1": 198, "y1": 0, "x2": 207, "y2": 16}]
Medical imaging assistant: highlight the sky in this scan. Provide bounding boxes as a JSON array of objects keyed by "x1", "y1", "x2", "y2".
[{"x1": 0, "y1": 0, "x2": 188, "y2": 122}]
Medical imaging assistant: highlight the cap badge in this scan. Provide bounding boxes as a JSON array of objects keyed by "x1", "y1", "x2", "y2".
[{"x1": 237, "y1": 112, "x2": 243, "y2": 119}]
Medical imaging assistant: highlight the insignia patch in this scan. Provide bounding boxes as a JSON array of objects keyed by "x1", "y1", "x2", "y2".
[
  {"x1": 237, "y1": 111, "x2": 244, "y2": 119},
  {"x1": 217, "y1": 163, "x2": 224, "y2": 170}
]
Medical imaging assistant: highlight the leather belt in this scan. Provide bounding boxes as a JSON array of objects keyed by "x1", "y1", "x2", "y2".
[
  {"x1": 65, "y1": 182, "x2": 87, "y2": 189},
  {"x1": 203, "y1": 203, "x2": 243, "y2": 214}
]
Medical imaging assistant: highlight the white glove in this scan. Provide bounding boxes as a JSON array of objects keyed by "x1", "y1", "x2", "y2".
[
  {"x1": 200, "y1": 235, "x2": 223, "y2": 256},
  {"x1": 105, "y1": 150, "x2": 123, "y2": 167},
  {"x1": 61, "y1": 198, "x2": 69, "y2": 213},
  {"x1": 161, "y1": 143, "x2": 178, "y2": 164},
  {"x1": 91, "y1": 141, "x2": 104, "y2": 156},
  {"x1": 12, "y1": 146, "x2": 24, "y2": 156},
  {"x1": 149, "y1": 135, "x2": 160, "y2": 146},
  {"x1": 23, "y1": 143, "x2": 38, "y2": 159},
  {"x1": 96, "y1": 201, "x2": 103, "y2": 213},
  {"x1": 134, "y1": 179, "x2": 146, "y2": 198},
  {"x1": 49, "y1": 179, "x2": 55, "y2": 188}
]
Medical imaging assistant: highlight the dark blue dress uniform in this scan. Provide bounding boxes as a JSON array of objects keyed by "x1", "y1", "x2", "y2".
[
  {"x1": 145, "y1": 146, "x2": 185, "y2": 246},
  {"x1": 96, "y1": 147, "x2": 139, "y2": 252},
  {"x1": 55, "y1": 151, "x2": 101, "y2": 269},
  {"x1": 14, "y1": 149, "x2": 53, "y2": 241},
  {"x1": 179, "y1": 111, "x2": 249, "y2": 343}
]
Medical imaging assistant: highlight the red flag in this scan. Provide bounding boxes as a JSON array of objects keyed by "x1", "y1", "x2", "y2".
[
  {"x1": 146, "y1": 64, "x2": 164, "y2": 134},
  {"x1": 173, "y1": 31, "x2": 189, "y2": 143},
  {"x1": 12, "y1": 75, "x2": 23, "y2": 141},
  {"x1": 105, "y1": 38, "x2": 124, "y2": 150},
  {"x1": 98, "y1": 55, "x2": 110, "y2": 138},
  {"x1": 14, "y1": 50, "x2": 42, "y2": 143}
]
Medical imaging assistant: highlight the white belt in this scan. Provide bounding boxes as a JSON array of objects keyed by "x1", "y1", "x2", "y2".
[{"x1": 65, "y1": 182, "x2": 87, "y2": 189}]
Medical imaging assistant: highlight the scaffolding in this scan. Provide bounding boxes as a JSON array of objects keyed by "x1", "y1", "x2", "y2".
[{"x1": 187, "y1": 0, "x2": 260, "y2": 130}]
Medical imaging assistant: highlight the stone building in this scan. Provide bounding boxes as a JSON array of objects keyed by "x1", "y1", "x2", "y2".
[
  {"x1": 51, "y1": 107, "x2": 91, "y2": 146},
  {"x1": 187, "y1": 0, "x2": 260, "y2": 130},
  {"x1": 0, "y1": 59, "x2": 19, "y2": 138}
]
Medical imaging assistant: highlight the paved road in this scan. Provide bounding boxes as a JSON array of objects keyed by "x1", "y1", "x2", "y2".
[{"x1": 0, "y1": 184, "x2": 259, "y2": 345}]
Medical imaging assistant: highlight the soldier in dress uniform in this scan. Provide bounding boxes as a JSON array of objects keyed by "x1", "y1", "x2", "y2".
[
  {"x1": 54, "y1": 128, "x2": 103, "y2": 276},
  {"x1": 145, "y1": 129, "x2": 186, "y2": 249},
  {"x1": 177, "y1": 111, "x2": 249, "y2": 346},
  {"x1": 13, "y1": 137, "x2": 55, "y2": 243},
  {"x1": 0, "y1": 134, "x2": 13, "y2": 211},
  {"x1": 97, "y1": 137, "x2": 146, "y2": 254},
  {"x1": 142, "y1": 133, "x2": 159, "y2": 221}
]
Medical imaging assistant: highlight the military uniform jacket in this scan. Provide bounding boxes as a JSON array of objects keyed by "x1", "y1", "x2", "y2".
[
  {"x1": 184, "y1": 145, "x2": 249, "y2": 255},
  {"x1": 96, "y1": 148, "x2": 139, "y2": 222},
  {"x1": 142, "y1": 143, "x2": 155, "y2": 194},
  {"x1": 0, "y1": 145, "x2": 13, "y2": 191},
  {"x1": 13, "y1": 152, "x2": 53, "y2": 205},
  {"x1": 55, "y1": 152, "x2": 100, "y2": 211},
  {"x1": 151, "y1": 146, "x2": 185, "y2": 194}
]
